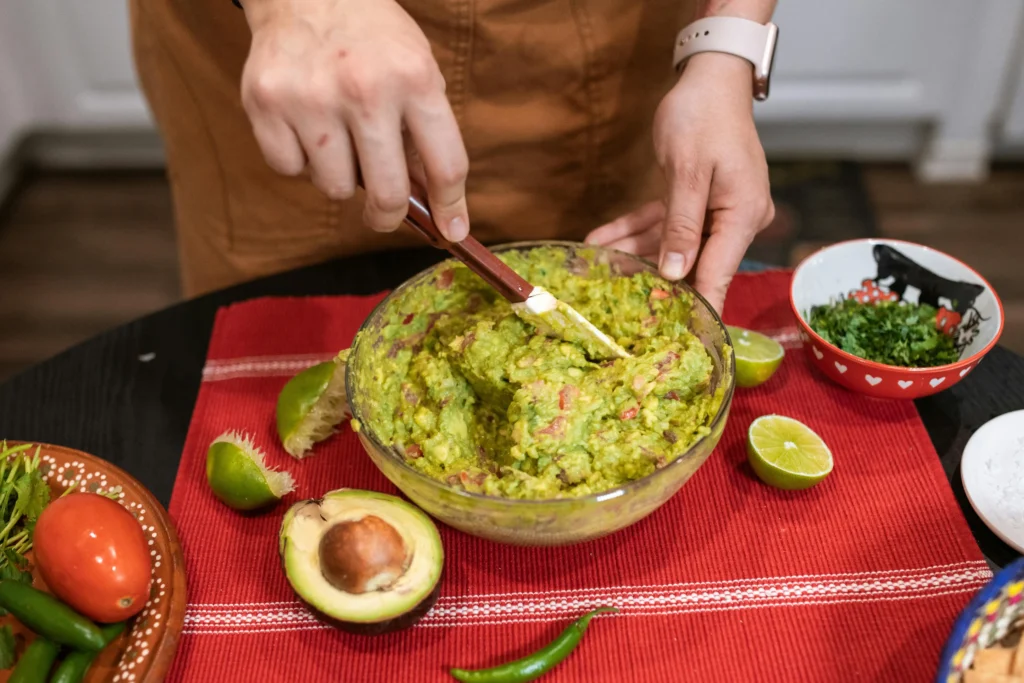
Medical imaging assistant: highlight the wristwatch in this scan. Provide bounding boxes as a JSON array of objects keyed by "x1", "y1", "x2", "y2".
[{"x1": 672, "y1": 17, "x2": 779, "y2": 101}]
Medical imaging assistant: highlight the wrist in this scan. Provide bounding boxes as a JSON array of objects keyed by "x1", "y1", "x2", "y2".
[
  {"x1": 679, "y1": 52, "x2": 754, "y2": 99},
  {"x1": 241, "y1": 0, "x2": 306, "y2": 32},
  {"x1": 698, "y1": 0, "x2": 776, "y2": 24}
]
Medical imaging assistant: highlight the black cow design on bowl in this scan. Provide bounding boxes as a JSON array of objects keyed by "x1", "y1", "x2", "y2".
[
  {"x1": 851, "y1": 244, "x2": 987, "y2": 352},
  {"x1": 872, "y1": 244, "x2": 984, "y2": 313}
]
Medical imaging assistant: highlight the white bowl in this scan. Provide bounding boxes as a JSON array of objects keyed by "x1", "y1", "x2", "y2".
[{"x1": 961, "y1": 410, "x2": 1024, "y2": 554}]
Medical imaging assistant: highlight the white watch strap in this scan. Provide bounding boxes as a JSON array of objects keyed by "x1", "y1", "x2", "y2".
[{"x1": 672, "y1": 16, "x2": 778, "y2": 100}]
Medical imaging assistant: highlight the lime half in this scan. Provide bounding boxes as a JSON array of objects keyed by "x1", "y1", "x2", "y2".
[
  {"x1": 728, "y1": 326, "x2": 784, "y2": 388},
  {"x1": 747, "y1": 415, "x2": 833, "y2": 490},
  {"x1": 277, "y1": 350, "x2": 351, "y2": 459},
  {"x1": 207, "y1": 431, "x2": 295, "y2": 511}
]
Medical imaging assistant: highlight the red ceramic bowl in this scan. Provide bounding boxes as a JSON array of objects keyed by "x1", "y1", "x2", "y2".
[{"x1": 789, "y1": 239, "x2": 1004, "y2": 399}]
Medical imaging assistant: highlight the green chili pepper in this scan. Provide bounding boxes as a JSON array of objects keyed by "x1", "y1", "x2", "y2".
[
  {"x1": 9, "y1": 637, "x2": 59, "y2": 683},
  {"x1": 48, "y1": 622, "x2": 126, "y2": 683},
  {"x1": 449, "y1": 606, "x2": 618, "y2": 683},
  {"x1": 0, "y1": 582, "x2": 104, "y2": 651}
]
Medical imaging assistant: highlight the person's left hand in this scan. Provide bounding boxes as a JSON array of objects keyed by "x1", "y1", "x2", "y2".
[{"x1": 585, "y1": 52, "x2": 775, "y2": 312}]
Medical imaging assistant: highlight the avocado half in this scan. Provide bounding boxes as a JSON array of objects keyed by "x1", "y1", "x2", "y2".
[{"x1": 279, "y1": 488, "x2": 444, "y2": 634}]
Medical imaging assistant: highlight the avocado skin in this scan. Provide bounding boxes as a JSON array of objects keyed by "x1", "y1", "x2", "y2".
[{"x1": 296, "y1": 577, "x2": 442, "y2": 635}]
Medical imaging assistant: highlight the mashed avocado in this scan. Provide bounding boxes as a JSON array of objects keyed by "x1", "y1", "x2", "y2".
[{"x1": 357, "y1": 246, "x2": 725, "y2": 500}]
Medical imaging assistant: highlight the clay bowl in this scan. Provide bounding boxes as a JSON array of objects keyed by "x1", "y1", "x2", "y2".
[{"x1": 0, "y1": 442, "x2": 186, "y2": 683}]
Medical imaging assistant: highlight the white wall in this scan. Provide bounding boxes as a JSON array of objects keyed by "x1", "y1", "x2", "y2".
[
  {"x1": 3, "y1": 0, "x2": 152, "y2": 128},
  {"x1": 759, "y1": 0, "x2": 965, "y2": 123},
  {"x1": 0, "y1": 4, "x2": 33, "y2": 197},
  {"x1": 916, "y1": 0, "x2": 1024, "y2": 180},
  {"x1": 998, "y1": 46, "x2": 1024, "y2": 148}
]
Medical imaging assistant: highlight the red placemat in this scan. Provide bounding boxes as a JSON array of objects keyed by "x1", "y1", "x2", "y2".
[{"x1": 167, "y1": 271, "x2": 990, "y2": 682}]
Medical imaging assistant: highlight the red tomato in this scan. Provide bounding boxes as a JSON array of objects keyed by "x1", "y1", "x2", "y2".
[{"x1": 33, "y1": 493, "x2": 152, "y2": 623}]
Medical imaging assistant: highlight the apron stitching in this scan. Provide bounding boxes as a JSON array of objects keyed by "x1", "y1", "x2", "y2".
[
  {"x1": 449, "y1": 0, "x2": 474, "y2": 126},
  {"x1": 138, "y1": 0, "x2": 238, "y2": 251},
  {"x1": 569, "y1": 0, "x2": 602, "y2": 188}
]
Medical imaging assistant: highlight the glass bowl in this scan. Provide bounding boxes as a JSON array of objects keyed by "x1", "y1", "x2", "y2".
[{"x1": 346, "y1": 241, "x2": 735, "y2": 546}]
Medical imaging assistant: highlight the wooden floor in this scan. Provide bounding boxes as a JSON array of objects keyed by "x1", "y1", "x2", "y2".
[
  {"x1": 0, "y1": 164, "x2": 1021, "y2": 381},
  {"x1": 0, "y1": 171, "x2": 179, "y2": 381}
]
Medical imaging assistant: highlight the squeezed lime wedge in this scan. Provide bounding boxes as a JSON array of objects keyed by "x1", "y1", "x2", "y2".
[
  {"x1": 728, "y1": 326, "x2": 785, "y2": 388},
  {"x1": 206, "y1": 431, "x2": 295, "y2": 511}
]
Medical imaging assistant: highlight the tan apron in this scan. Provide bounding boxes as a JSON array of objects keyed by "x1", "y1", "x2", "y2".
[{"x1": 130, "y1": 0, "x2": 698, "y2": 296}]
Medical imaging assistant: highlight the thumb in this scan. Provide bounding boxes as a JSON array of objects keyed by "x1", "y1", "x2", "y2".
[{"x1": 660, "y1": 165, "x2": 710, "y2": 281}]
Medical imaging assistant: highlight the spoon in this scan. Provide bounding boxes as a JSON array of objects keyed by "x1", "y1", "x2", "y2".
[{"x1": 394, "y1": 182, "x2": 630, "y2": 361}]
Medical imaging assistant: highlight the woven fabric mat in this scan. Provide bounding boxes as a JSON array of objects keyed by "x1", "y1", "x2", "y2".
[{"x1": 166, "y1": 271, "x2": 988, "y2": 682}]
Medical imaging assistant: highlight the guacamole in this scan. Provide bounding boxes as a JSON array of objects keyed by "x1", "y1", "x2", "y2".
[{"x1": 355, "y1": 247, "x2": 725, "y2": 500}]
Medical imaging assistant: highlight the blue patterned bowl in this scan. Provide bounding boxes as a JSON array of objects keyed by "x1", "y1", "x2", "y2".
[{"x1": 937, "y1": 558, "x2": 1024, "y2": 682}]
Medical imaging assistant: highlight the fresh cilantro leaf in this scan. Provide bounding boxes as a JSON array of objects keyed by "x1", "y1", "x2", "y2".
[
  {"x1": 8, "y1": 471, "x2": 47, "y2": 526},
  {"x1": 0, "y1": 563, "x2": 26, "y2": 584},
  {"x1": 0, "y1": 550, "x2": 29, "y2": 582},
  {"x1": 0, "y1": 625, "x2": 14, "y2": 669},
  {"x1": 20, "y1": 475, "x2": 48, "y2": 522},
  {"x1": 809, "y1": 299, "x2": 959, "y2": 368},
  {"x1": 9, "y1": 473, "x2": 32, "y2": 523},
  {"x1": 0, "y1": 445, "x2": 54, "y2": 584}
]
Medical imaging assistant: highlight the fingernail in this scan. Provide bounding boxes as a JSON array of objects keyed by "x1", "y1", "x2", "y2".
[
  {"x1": 445, "y1": 216, "x2": 469, "y2": 242},
  {"x1": 661, "y1": 252, "x2": 685, "y2": 280}
]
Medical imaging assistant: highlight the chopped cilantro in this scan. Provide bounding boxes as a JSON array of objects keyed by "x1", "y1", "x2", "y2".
[
  {"x1": 808, "y1": 299, "x2": 960, "y2": 368},
  {"x1": 0, "y1": 442, "x2": 51, "y2": 583}
]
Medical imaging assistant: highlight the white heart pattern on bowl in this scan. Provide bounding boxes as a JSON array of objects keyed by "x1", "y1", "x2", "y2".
[
  {"x1": 865, "y1": 375, "x2": 882, "y2": 386},
  {"x1": 930, "y1": 377, "x2": 947, "y2": 388},
  {"x1": 812, "y1": 346, "x2": 823, "y2": 360},
  {"x1": 835, "y1": 362, "x2": 847, "y2": 374},
  {"x1": 960, "y1": 366, "x2": 973, "y2": 378},
  {"x1": 898, "y1": 380, "x2": 914, "y2": 389}
]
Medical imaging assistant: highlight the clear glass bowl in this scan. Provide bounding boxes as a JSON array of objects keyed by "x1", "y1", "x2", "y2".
[{"x1": 347, "y1": 241, "x2": 735, "y2": 546}]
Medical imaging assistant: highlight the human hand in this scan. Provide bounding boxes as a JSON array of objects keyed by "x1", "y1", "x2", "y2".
[
  {"x1": 240, "y1": 0, "x2": 470, "y2": 240},
  {"x1": 586, "y1": 52, "x2": 774, "y2": 311}
]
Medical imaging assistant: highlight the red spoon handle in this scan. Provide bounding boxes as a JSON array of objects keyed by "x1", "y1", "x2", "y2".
[
  {"x1": 405, "y1": 191, "x2": 530, "y2": 303},
  {"x1": 357, "y1": 172, "x2": 532, "y2": 303}
]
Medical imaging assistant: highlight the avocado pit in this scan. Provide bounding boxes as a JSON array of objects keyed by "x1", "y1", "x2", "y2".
[{"x1": 319, "y1": 515, "x2": 411, "y2": 594}]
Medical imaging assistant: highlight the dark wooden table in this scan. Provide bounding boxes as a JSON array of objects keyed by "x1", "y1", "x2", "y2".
[{"x1": 0, "y1": 248, "x2": 1021, "y2": 569}]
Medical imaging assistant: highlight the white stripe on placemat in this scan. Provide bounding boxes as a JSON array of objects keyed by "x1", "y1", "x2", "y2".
[
  {"x1": 202, "y1": 353, "x2": 337, "y2": 381},
  {"x1": 180, "y1": 562, "x2": 992, "y2": 634},
  {"x1": 198, "y1": 327, "x2": 806, "y2": 383}
]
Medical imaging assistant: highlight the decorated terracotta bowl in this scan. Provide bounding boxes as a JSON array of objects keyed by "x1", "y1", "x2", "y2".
[
  {"x1": 0, "y1": 442, "x2": 186, "y2": 683},
  {"x1": 937, "y1": 557, "x2": 1024, "y2": 683},
  {"x1": 790, "y1": 239, "x2": 1003, "y2": 399}
]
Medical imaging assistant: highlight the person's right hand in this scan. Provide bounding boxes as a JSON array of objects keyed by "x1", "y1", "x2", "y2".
[{"x1": 240, "y1": 0, "x2": 470, "y2": 240}]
